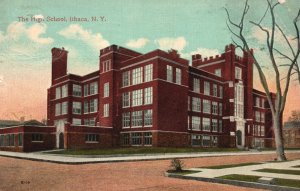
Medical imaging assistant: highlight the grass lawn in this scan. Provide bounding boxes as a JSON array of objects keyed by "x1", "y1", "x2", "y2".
[
  {"x1": 202, "y1": 162, "x2": 261, "y2": 169},
  {"x1": 255, "y1": 168, "x2": 300, "y2": 175},
  {"x1": 166, "y1": 170, "x2": 201, "y2": 175},
  {"x1": 48, "y1": 147, "x2": 241, "y2": 155},
  {"x1": 217, "y1": 174, "x2": 300, "y2": 188}
]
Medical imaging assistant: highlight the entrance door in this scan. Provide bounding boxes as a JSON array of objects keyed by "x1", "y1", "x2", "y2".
[{"x1": 59, "y1": 133, "x2": 64, "y2": 149}]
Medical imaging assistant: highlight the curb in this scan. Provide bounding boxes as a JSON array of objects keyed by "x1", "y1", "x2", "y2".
[{"x1": 165, "y1": 172, "x2": 300, "y2": 191}]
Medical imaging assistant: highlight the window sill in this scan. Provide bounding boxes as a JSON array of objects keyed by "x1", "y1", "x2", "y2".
[
  {"x1": 131, "y1": 126, "x2": 143, "y2": 128},
  {"x1": 32, "y1": 141, "x2": 43, "y2": 143},
  {"x1": 144, "y1": 125, "x2": 152, "y2": 128},
  {"x1": 85, "y1": 141, "x2": 99, "y2": 143}
]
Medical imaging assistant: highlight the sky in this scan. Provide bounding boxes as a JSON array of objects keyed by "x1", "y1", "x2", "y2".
[{"x1": 0, "y1": 0, "x2": 299, "y2": 122}]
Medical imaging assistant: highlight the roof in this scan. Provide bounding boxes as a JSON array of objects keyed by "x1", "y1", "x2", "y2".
[{"x1": 0, "y1": 120, "x2": 46, "y2": 128}]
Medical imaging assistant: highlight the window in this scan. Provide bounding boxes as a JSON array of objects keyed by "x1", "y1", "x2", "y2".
[
  {"x1": 175, "y1": 68, "x2": 181, "y2": 85},
  {"x1": 192, "y1": 97, "x2": 201, "y2": 112},
  {"x1": 202, "y1": 135, "x2": 211, "y2": 147},
  {"x1": 72, "y1": 118, "x2": 81, "y2": 125},
  {"x1": 55, "y1": 103, "x2": 61, "y2": 116},
  {"x1": 261, "y1": 99, "x2": 265, "y2": 108},
  {"x1": 122, "y1": 71, "x2": 130, "y2": 87},
  {"x1": 219, "y1": 103, "x2": 223, "y2": 116},
  {"x1": 102, "y1": 60, "x2": 111, "y2": 72},
  {"x1": 90, "y1": 99, "x2": 98, "y2": 113},
  {"x1": 104, "y1": 82, "x2": 109, "y2": 97},
  {"x1": 212, "y1": 136, "x2": 218, "y2": 147},
  {"x1": 215, "y1": 69, "x2": 221, "y2": 77},
  {"x1": 235, "y1": 67, "x2": 242, "y2": 80},
  {"x1": 255, "y1": 111, "x2": 260, "y2": 122},
  {"x1": 187, "y1": 116, "x2": 190, "y2": 129},
  {"x1": 192, "y1": 116, "x2": 200, "y2": 130},
  {"x1": 132, "y1": 89, "x2": 143, "y2": 106},
  {"x1": 84, "y1": 119, "x2": 89, "y2": 125},
  {"x1": 122, "y1": 133, "x2": 130, "y2": 145},
  {"x1": 55, "y1": 87, "x2": 61, "y2": 99},
  {"x1": 212, "y1": 119, "x2": 218, "y2": 132},
  {"x1": 202, "y1": 118, "x2": 210, "y2": 131},
  {"x1": 122, "y1": 92, "x2": 130, "y2": 108},
  {"x1": 219, "y1": 120, "x2": 223, "y2": 133},
  {"x1": 89, "y1": 118, "x2": 96, "y2": 126},
  {"x1": 261, "y1": 126, "x2": 265, "y2": 136},
  {"x1": 235, "y1": 83, "x2": 244, "y2": 118},
  {"x1": 261, "y1": 112, "x2": 265, "y2": 123},
  {"x1": 219, "y1": 86, "x2": 223, "y2": 98},
  {"x1": 167, "y1": 65, "x2": 173, "y2": 82},
  {"x1": 84, "y1": 101, "x2": 89, "y2": 114},
  {"x1": 9, "y1": 134, "x2": 15, "y2": 146},
  {"x1": 90, "y1": 82, "x2": 98, "y2": 95},
  {"x1": 131, "y1": 111, "x2": 142, "y2": 127},
  {"x1": 0, "y1": 135, "x2": 4, "y2": 147},
  {"x1": 62, "y1": 84, "x2": 68, "y2": 98},
  {"x1": 84, "y1": 84, "x2": 89, "y2": 97},
  {"x1": 32, "y1": 134, "x2": 43, "y2": 142},
  {"x1": 256, "y1": 97, "x2": 260, "y2": 107},
  {"x1": 144, "y1": 132, "x2": 152, "y2": 145},
  {"x1": 144, "y1": 109, "x2": 153, "y2": 126},
  {"x1": 192, "y1": 134, "x2": 201, "y2": 146},
  {"x1": 132, "y1": 67, "x2": 143, "y2": 85},
  {"x1": 213, "y1": 84, "x2": 218, "y2": 97},
  {"x1": 188, "y1": 96, "x2": 190, "y2": 111},
  {"x1": 85, "y1": 134, "x2": 99, "y2": 142},
  {"x1": 131, "y1": 133, "x2": 142, "y2": 145},
  {"x1": 122, "y1": 112, "x2": 130, "y2": 128},
  {"x1": 203, "y1": 99, "x2": 211, "y2": 114},
  {"x1": 144, "y1": 64, "x2": 153, "y2": 82},
  {"x1": 204, "y1": 81, "x2": 210, "y2": 95},
  {"x1": 61, "y1": 102, "x2": 68, "y2": 115},
  {"x1": 72, "y1": 84, "x2": 82, "y2": 97},
  {"x1": 193, "y1": 78, "x2": 200, "y2": 93},
  {"x1": 144, "y1": 87, "x2": 153, "y2": 105},
  {"x1": 104, "y1": 104, "x2": 109, "y2": 117},
  {"x1": 212, "y1": 102, "x2": 218, "y2": 115},
  {"x1": 72, "y1": 102, "x2": 82, "y2": 114}
]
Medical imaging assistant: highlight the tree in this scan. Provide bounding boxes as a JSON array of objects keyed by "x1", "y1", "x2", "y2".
[
  {"x1": 225, "y1": 0, "x2": 300, "y2": 161},
  {"x1": 288, "y1": 110, "x2": 300, "y2": 122}
]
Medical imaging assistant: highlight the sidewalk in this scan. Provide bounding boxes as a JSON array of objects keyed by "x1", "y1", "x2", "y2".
[{"x1": 0, "y1": 149, "x2": 299, "y2": 164}]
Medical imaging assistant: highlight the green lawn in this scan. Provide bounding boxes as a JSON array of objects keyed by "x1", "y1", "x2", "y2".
[
  {"x1": 202, "y1": 162, "x2": 261, "y2": 169},
  {"x1": 167, "y1": 170, "x2": 201, "y2": 175},
  {"x1": 255, "y1": 168, "x2": 300, "y2": 175},
  {"x1": 48, "y1": 147, "x2": 241, "y2": 155},
  {"x1": 217, "y1": 174, "x2": 300, "y2": 188}
]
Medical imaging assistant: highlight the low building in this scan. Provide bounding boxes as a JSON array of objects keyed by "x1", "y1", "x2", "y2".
[{"x1": 283, "y1": 121, "x2": 300, "y2": 148}]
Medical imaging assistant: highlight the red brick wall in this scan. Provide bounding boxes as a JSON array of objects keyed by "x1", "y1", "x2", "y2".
[{"x1": 152, "y1": 131, "x2": 190, "y2": 147}]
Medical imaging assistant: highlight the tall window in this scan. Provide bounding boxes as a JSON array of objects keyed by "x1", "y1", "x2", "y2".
[
  {"x1": 188, "y1": 96, "x2": 190, "y2": 111},
  {"x1": 62, "y1": 84, "x2": 68, "y2": 98},
  {"x1": 131, "y1": 111, "x2": 142, "y2": 127},
  {"x1": 235, "y1": 83, "x2": 244, "y2": 118},
  {"x1": 55, "y1": 87, "x2": 61, "y2": 99},
  {"x1": 212, "y1": 102, "x2": 218, "y2": 115},
  {"x1": 90, "y1": 82, "x2": 98, "y2": 95},
  {"x1": 122, "y1": 112, "x2": 130, "y2": 128},
  {"x1": 204, "y1": 81, "x2": 210, "y2": 95},
  {"x1": 132, "y1": 67, "x2": 143, "y2": 85},
  {"x1": 144, "y1": 64, "x2": 153, "y2": 82},
  {"x1": 175, "y1": 68, "x2": 182, "y2": 85},
  {"x1": 144, "y1": 109, "x2": 153, "y2": 126},
  {"x1": 256, "y1": 97, "x2": 260, "y2": 107},
  {"x1": 132, "y1": 89, "x2": 143, "y2": 106},
  {"x1": 84, "y1": 101, "x2": 89, "y2": 114},
  {"x1": 261, "y1": 126, "x2": 265, "y2": 136},
  {"x1": 167, "y1": 65, "x2": 173, "y2": 82},
  {"x1": 18, "y1": 134, "x2": 23, "y2": 146},
  {"x1": 72, "y1": 84, "x2": 82, "y2": 97},
  {"x1": 84, "y1": 84, "x2": 89, "y2": 97},
  {"x1": 213, "y1": 84, "x2": 218, "y2": 97},
  {"x1": 219, "y1": 103, "x2": 223, "y2": 116},
  {"x1": 235, "y1": 67, "x2": 242, "y2": 80},
  {"x1": 144, "y1": 132, "x2": 152, "y2": 145},
  {"x1": 72, "y1": 102, "x2": 82, "y2": 114},
  {"x1": 104, "y1": 82, "x2": 109, "y2": 97},
  {"x1": 144, "y1": 87, "x2": 153, "y2": 105},
  {"x1": 104, "y1": 104, "x2": 109, "y2": 117},
  {"x1": 55, "y1": 103, "x2": 61, "y2": 116},
  {"x1": 261, "y1": 112, "x2": 265, "y2": 123},
  {"x1": 131, "y1": 133, "x2": 142, "y2": 145},
  {"x1": 203, "y1": 99, "x2": 211, "y2": 114},
  {"x1": 202, "y1": 118, "x2": 210, "y2": 131},
  {"x1": 219, "y1": 120, "x2": 223, "y2": 132},
  {"x1": 215, "y1": 69, "x2": 221, "y2": 77},
  {"x1": 193, "y1": 78, "x2": 200, "y2": 93},
  {"x1": 61, "y1": 102, "x2": 68, "y2": 115},
  {"x1": 255, "y1": 111, "x2": 260, "y2": 122},
  {"x1": 192, "y1": 97, "x2": 201, "y2": 112},
  {"x1": 122, "y1": 92, "x2": 130, "y2": 108},
  {"x1": 212, "y1": 119, "x2": 218, "y2": 132},
  {"x1": 90, "y1": 99, "x2": 98, "y2": 113},
  {"x1": 219, "y1": 86, "x2": 223, "y2": 98},
  {"x1": 102, "y1": 60, "x2": 111, "y2": 72},
  {"x1": 122, "y1": 71, "x2": 130, "y2": 87},
  {"x1": 192, "y1": 116, "x2": 201, "y2": 130},
  {"x1": 72, "y1": 118, "x2": 81, "y2": 125}
]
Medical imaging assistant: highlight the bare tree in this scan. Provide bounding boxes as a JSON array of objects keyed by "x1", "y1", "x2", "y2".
[{"x1": 225, "y1": 0, "x2": 300, "y2": 161}]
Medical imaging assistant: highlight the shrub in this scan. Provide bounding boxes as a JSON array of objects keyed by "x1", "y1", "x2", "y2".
[{"x1": 170, "y1": 158, "x2": 184, "y2": 172}]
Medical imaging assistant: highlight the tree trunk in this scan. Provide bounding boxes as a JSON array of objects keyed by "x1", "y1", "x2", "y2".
[{"x1": 273, "y1": 114, "x2": 287, "y2": 161}]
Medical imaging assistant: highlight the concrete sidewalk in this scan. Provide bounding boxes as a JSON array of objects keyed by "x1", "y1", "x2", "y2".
[{"x1": 0, "y1": 149, "x2": 299, "y2": 164}]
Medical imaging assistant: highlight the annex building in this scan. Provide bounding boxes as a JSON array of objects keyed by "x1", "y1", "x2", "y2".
[{"x1": 0, "y1": 44, "x2": 275, "y2": 152}]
